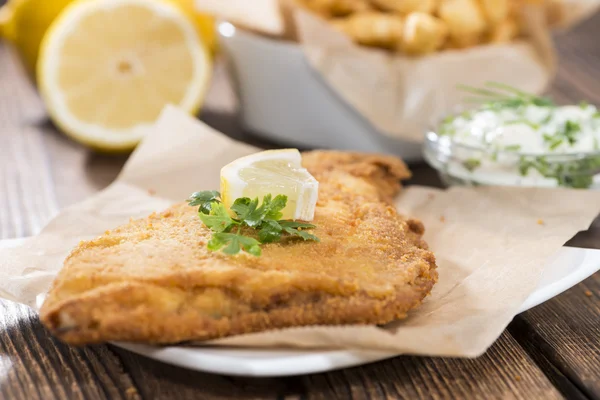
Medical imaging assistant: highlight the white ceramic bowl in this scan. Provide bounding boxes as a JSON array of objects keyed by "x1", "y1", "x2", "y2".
[{"x1": 217, "y1": 23, "x2": 424, "y2": 161}]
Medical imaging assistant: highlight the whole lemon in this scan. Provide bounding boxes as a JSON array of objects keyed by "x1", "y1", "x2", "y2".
[
  {"x1": 0, "y1": 0, "x2": 216, "y2": 79},
  {"x1": 0, "y1": 0, "x2": 72, "y2": 77}
]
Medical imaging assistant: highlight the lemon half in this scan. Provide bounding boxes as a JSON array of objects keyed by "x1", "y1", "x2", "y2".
[
  {"x1": 221, "y1": 149, "x2": 319, "y2": 221},
  {"x1": 0, "y1": 0, "x2": 216, "y2": 78},
  {"x1": 37, "y1": 0, "x2": 212, "y2": 152}
]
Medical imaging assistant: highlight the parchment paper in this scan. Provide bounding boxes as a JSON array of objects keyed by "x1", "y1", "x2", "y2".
[
  {"x1": 1, "y1": 106, "x2": 599, "y2": 357},
  {"x1": 197, "y1": 0, "x2": 286, "y2": 36},
  {"x1": 197, "y1": 0, "x2": 600, "y2": 142},
  {"x1": 294, "y1": 7, "x2": 552, "y2": 142}
]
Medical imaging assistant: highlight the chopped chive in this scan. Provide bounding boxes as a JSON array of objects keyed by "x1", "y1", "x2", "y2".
[
  {"x1": 485, "y1": 81, "x2": 532, "y2": 97},
  {"x1": 549, "y1": 138, "x2": 564, "y2": 150},
  {"x1": 504, "y1": 144, "x2": 522, "y2": 151},
  {"x1": 505, "y1": 119, "x2": 539, "y2": 129},
  {"x1": 462, "y1": 158, "x2": 481, "y2": 172},
  {"x1": 518, "y1": 157, "x2": 531, "y2": 176},
  {"x1": 562, "y1": 120, "x2": 581, "y2": 145},
  {"x1": 457, "y1": 84, "x2": 510, "y2": 98},
  {"x1": 540, "y1": 113, "x2": 553, "y2": 125}
]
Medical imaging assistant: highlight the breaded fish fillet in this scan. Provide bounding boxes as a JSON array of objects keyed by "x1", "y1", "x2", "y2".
[{"x1": 40, "y1": 151, "x2": 438, "y2": 345}]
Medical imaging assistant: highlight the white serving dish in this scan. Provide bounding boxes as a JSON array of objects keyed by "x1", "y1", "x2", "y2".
[
  {"x1": 217, "y1": 23, "x2": 424, "y2": 161},
  {"x1": 2, "y1": 239, "x2": 598, "y2": 377}
]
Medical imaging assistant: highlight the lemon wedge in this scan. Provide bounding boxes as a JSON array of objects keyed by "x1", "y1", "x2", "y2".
[
  {"x1": 37, "y1": 0, "x2": 212, "y2": 152},
  {"x1": 221, "y1": 149, "x2": 319, "y2": 221}
]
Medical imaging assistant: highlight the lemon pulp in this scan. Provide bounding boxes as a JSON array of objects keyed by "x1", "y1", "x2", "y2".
[
  {"x1": 37, "y1": 0, "x2": 212, "y2": 151},
  {"x1": 0, "y1": 0, "x2": 216, "y2": 80},
  {"x1": 56, "y1": 3, "x2": 196, "y2": 130},
  {"x1": 221, "y1": 150, "x2": 319, "y2": 221}
]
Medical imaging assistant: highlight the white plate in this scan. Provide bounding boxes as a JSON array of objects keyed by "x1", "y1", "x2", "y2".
[{"x1": 2, "y1": 239, "x2": 599, "y2": 377}]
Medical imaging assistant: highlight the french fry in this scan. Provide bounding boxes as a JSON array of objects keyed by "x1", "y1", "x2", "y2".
[
  {"x1": 296, "y1": 0, "x2": 561, "y2": 54},
  {"x1": 446, "y1": 34, "x2": 483, "y2": 49},
  {"x1": 369, "y1": 0, "x2": 437, "y2": 14},
  {"x1": 438, "y1": 0, "x2": 487, "y2": 46},
  {"x1": 479, "y1": 0, "x2": 510, "y2": 25},
  {"x1": 296, "y1": 0, "x2": 371, "y2": 17},
  {"x1": 487, "y1": 17, "x2": 520, "y2": 43},
  {"x1": 332, "y1": 11, "x2": 404, "y2": 48},
  {"x1": 545, "y1": 0, "x2": 566, "y2": 27},
  {"x1": 400, "y1": 12, "x2": 448, "y2": 54}
]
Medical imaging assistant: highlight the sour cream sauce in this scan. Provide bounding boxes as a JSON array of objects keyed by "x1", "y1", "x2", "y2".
[
  {"x1": 431, "y1": 102, "x2": 600, "y2": 189},
  {"x1": 445, "y1": 104, "x2": 600, "y2": 154}
]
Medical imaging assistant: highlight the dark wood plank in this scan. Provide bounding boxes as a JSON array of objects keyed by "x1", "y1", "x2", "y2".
[
  {"x1": 511, "y1": 274, "x2": 600, "y2": 400},
  {"x1": 301, "y1": 332, "x2": 562, "y2": 400},
  {"x1": 112, "y1": 347, "x2": 292, "y2": 400},
  {"x1": 0, "y1": 45, "x2": 59, "y2": 238},
  {"x1": 0, "y1": 300, "x2": 141, "y2": 400},
  {"x1": 109, "y1": 331, "x2": 562, "y2": 400}
]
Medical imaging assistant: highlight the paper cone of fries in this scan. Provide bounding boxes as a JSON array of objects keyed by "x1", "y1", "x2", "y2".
[{"x1": 197, "y1": 0, "x2": 600, "y2": 142}]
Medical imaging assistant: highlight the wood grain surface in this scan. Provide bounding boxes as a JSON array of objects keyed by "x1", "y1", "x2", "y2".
[
  {"x1": 110, "y1": 331, "x2": 563, "y2": 400},
  {"x1": 1, "y1": 9, "x2": 600, "y2": 400}
]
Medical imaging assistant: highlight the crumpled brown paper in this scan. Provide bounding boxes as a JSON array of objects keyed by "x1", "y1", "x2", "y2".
[
  {"x1": 294, "y1": 8, "x2": 552, "y2": 142},
  {"x1": 1, "y1": 106, "x2": 599, "y2": 356},
  {"x1": 196, "y1": 0, "x2": 599, "y2": 142}
]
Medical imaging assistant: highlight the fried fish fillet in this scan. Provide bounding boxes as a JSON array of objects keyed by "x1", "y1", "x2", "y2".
[{"x1": 40, "y1": 151, "x2": 438, "y2": 345}]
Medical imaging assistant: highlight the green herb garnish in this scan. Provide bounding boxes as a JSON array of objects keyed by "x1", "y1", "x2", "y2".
[
  {"x1": 462, "y1": 158, "x2": 481, "y2": 172},
  {"x1": 458, "y1": 82, "x2": 555, "y2": 109},
  {"x1": 188, "y1": 190, "x2": 221, "y2": 214},
  {"x1": 540, "y1": 113, "x2": 553, "y2": 125},
  {"x1": 540, "y1": 120, "x2": 581, "y2": 148},
  {"x1": 504, "y1": 144, "x2": 522, "y2": 152},
  {"x1": 187, "y1": 191, "x2": 319, "y2": 256},
  {"x1": 562, "y1": 175, "x2": 595, "y2": 189},
  {"x1": 518, "y1": 156, "x2": 533, "y2": 177},
  {"x1": 438, "y1": 115, "x2": 457, "y2": 136},
  {"x1": 543, "y1": 133, "x2": 564, "y2": 150},
  {"x1": 517, "y1": 155, "x2": 600, "y2": 189},
  {"x1": 505, "y1": 119, "x2": 540, "y2": 130},
  {"x1": 562, "y1": 120, "x2": 581, "y2": 145},
  {"x1": 208, "y1": 232, "x2": 261, "y2": 256}
]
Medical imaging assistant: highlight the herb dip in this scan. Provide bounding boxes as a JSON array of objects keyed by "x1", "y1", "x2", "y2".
[
  {"x1": 427, "y1": 83, "x2": 600, "y2": 189},
  {"x1": 440, "y1": 102, "x2": 600, "y2": 154}
]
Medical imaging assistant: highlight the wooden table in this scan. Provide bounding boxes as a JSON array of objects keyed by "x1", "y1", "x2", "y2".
[{"x1": 1, "y1": 14, "x2": 600, "y2": 400}]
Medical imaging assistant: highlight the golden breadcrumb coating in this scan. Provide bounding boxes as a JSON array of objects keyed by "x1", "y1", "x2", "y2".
[{"x1": 40, "y1": 151, "x2": 437, "y2": 345}]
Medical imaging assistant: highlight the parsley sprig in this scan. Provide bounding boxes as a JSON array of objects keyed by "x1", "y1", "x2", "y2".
[{"x1": 187, "y1": 191, "x2": 319, "y2": 256}]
